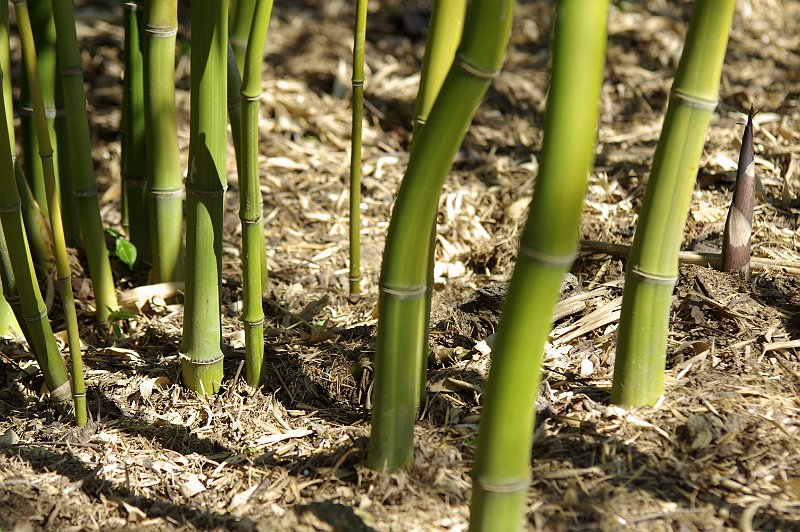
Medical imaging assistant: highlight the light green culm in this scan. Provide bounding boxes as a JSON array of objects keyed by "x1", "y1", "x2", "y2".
[
  {"x1": 411, "y1": 0, "x2": 467, "y2": 400},
  {"x1": 181, "y1": 0, "x2": 228, "y2": 395},
  {"x1": 122, "y1": 1, "x2": 150, "y2": 265},
  {"x1": 50, "y1": 0, "x2": 118, "y2": 322},
  {"x1": 348, "y1": 0, "x2": 368, "y2": 296},
  {"x1": 143, "y1": 0, "x2": 183, "y2": 281},
  {"x1": 229, "y1": 0, "x2": 255, "y2": 73},
  {"x1": 469, "y1": 2, "x2": 610, "y2": 529},
  {"x1": 367, "y1": 0, "x2": 514, "y2": 472},
  {"x1": 15, "y1": 0, "x2": 87, "y2": 425},
  {"x1": 239, "y1": 0, "x2": 273, "y2": 387},
  {"x1": 0, "y1": 65, "x2": 71, "y2": 406},
  {"x1": 612, "y1": 0, "x2": 735, "y2": 407}
]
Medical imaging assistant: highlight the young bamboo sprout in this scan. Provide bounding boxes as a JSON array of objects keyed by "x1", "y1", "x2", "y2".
[
  {"x1": 721, "y1": 106, "x2": 756, "y2": 274},
  {"x1": 181, "y1": 0, "x2": 228, "y2": 394},
  {"x1": 612, "y1": 0, "x2": 735, "y2": 407},
  {"x1": 469, "y1": 2, "x2": 610, "y2": 529},
  {"x1": 122, "y1": 1, "x2": 149, "y2": 265},
  {"x1": 143, "y1": 0, "x2": 183, "y2": 281},
  {"x1": 50, "y1": 0, "x2": 118, "y2": 322},
  {"x1": 15, "y1": 0, "x2": 87, "y2": 425},
  {"x1": 239, "y1": 0, "x2": 273, "y2": 387},
  {"x1": 348, "y1": 0, "x2": 368, "y2": 297},
  {"x1": 367, "y1": 0, "x2": 514, "y2": 472}
]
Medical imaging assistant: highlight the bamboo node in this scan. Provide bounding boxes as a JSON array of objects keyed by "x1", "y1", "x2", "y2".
[
  {"x1": 628, "y1": 266, "x2": 678, "y2": 285},
  {"x1": 59, "y1": 65, "x2": 83, "y2": 77},
  {"x1": 149, "y1": 187, "x2": 183, "y2": 199},
  {"x1": 379, "y1": 284, "x2": 426, "y2": 299},
  {"x1": 23, "y1": 308, "x2": 48, "y2": 322},
  {"x1": 243, "y1": 317, "x2": 266, "y2": 327},
  {"x1": 472, "y1": 476, "x2": 530, "y2": 493},
  {"x1": 670, "y1": 89, "x2": 717, "y2": 110},
  {"x1": 179, "y1": 352, "x2": 224, "y2": 365},
  {"x1": 0, "y1": 200, "x2": 22, "y2": 213},
  {"x1": 455, "y1": 54, "x2": 500, "y2": 80},
  {"x1": 351, "y1": 79, "x2": 364, "y2": 87},
  {"x1": 145, "y1": 25, "x2": 178, "y2": 38},
  {"x1": 242, "y1": 93, "x2": 261, "y2": 102},
  {"x1": 123, "y1": 1, "x2": 142, "y2": 11},
  {"x1": 240, "y1": 216, "x2": 263, "y2": 225},
  {"x1": 185, "y1": 183, "x2": 227, "y2": 199},
  {"x1": 518, "y1": 244, "x2": 577, "y2": 267},
  {"x1": 19, "y1": 105, "x2": 58, "y2": 119},
  {"x1": 73, "y1": 185, "x2": 98, "y2": 198}
]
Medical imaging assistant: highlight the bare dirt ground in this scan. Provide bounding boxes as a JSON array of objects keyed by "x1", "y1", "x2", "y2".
[{"x1": 1, "y1": 0, "x2": 800, "y2": 530}]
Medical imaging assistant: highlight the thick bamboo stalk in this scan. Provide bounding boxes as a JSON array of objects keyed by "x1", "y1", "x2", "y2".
[
  {"x1": 367, "y1": 0, "x2": 514, "y2": 472},
  {"x1": 411, "y1": 0, "x2": 467, "y2": 399},
  {"x1": 0, "y1": 67, "x2": 70, "y2": 405},
  {"x1": 239, "y1": 0, "x2": 273, "y2": 387},
  {"x1": 181, "y1": 0, "x2": 228, "y2": 394},
  {"x1": 469, "y1": 2, "x2": 609, "y2": 529},
  {"x1": 15, "y1": 0, "x2": 86, "y2": 425},
  {"x1": 50, "y1": 0, "x2": 118, "y2": 322},
  {"x1": 721, "y1": 106, "x2": 756, "y2": 273},
  {"x1": 122, "y1": 1, "x2": 149, "y2": 265},
  {"x1": 229, "y1": 0, "x2": 255, "y2": 73},
  {"x1": 348, "y1": 0, "x2": 368, "y2": 296},
  {"x1": 612, "y1": 0, "x2": 735, "y2": 406},
  {"x1": 143, "y1": 0, "x2": 183, "y2": 281}
]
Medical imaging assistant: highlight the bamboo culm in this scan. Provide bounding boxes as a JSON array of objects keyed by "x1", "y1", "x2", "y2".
[{"x1": 348, "y1": 0, "x2": 367, "y2": 296}]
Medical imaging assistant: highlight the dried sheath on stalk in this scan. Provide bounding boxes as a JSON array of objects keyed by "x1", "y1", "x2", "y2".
[{"x1": 721, "y1": 105, "x2": 756, "y2": 273}]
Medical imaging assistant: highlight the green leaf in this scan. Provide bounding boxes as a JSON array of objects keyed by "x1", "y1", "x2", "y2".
[
  {"x1": 108, "y1": 309, "x2": 137, "y2": 323},
  {"x1": 115, "y1": 238, "x2": 137, "y2": 269}
]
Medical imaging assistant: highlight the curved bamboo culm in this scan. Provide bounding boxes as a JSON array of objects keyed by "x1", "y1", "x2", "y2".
[
  {"x1": 143, "y1": 0, "x2": 183, "y2": 282},
  {"x1": 348, "y1": 0, "x2": 368, "y2": 297},
  {"x1": 0, "y1": 69, "x2": 71, "y2": 406},
  {"x1": 50, "y1": 0, "x2": 118, "y2": 323},
  {"x1": 229, "y1": 0, "x2": 255, "y2": 73},
  {"x1": 366, "y1": 0, "x2": 514, "y2": 472},
  {"x1": 122, "y1": 1, "x2": 149, "y2": 265},
  {"x1": 239, "y1": 0, "x2": 273, "y2": 387},
  {"x1": 15, "y1": 0, "x2": 87, "y2": 425},
  {"x1": 611, "y1": 0, "x2": 735, "y2": 407},
  {"x1": 469, "y1": 2, "x2": 610, "y2": 529},
  {"x1": 411, "y1": 0, "x2": 467, "y2": 399},
  {"x1": 181, "y1": 0, "x2": 228, "y2": 395}
]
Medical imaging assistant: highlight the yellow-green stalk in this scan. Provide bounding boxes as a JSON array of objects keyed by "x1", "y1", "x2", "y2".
[
  {"x1": 143, "y1": 0, "x2": 183, "y2": 281},
  {"x1": 367, "y1": 0, "x2": 514, "y2": 472},
  {"x1": 51, "y1": 0, "x2": 118, "y2": 322},
  {"x1": 348, "y1": 0, "x2": 368, "y2": 296},
  {"x1": 229, "y1": 0, "x2": 255, "y2": 73},
  {"x1": 0, "y1": 65, "x2": 71, "y2": 405},
  {"x1": 239, "y1": 0, "x2": 273, "y2": 387},
  {"x1": 122, "y1": 1, "x2": 149, "y2": 265},
  {"x1": 181, "y1": 0, "x2": 228, "y2": 394},
  {"x1": 469, "y1": 2, "x2": 609, "y2": 529},
  {"x1": 612, "y1": 0, "x2": 735, "y2": 406},
  {"x1": 15, "y1": 0, "x2": 87, "y2": 425}
]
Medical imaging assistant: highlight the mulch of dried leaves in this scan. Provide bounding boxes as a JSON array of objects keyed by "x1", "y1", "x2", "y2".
[{"x1": 1, "y1": 0, "x2": 799, "y2": 530}]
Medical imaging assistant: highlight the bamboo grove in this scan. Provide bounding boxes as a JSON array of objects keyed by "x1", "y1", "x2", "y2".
[{"x1": 0, "y1": 0, "x2": 744, "y2": 529}]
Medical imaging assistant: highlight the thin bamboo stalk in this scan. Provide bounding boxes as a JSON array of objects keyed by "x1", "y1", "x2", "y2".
[
  {"x1": 229, "y1": 0, "x2": 255, "y2": 73},
  {"x1": 50, "y1": 0, "x2": 118, "y2": 323},
  {"x1": 122, "y1": 1, "x2": 149, "y2": 265},
  {"x1": 54, "y1": 65, "x2": 80, "y2": 247},
  {"x1": 0, "y1": 225, "x2": 23, "y2": 339},
  {"x1": 367, "y1": 0, "x2": 514, "y2": 472},
  {"x1": 239, "y1": 0, "x2": 273, "y2": 387},
  {"x1": 181, "y1": 0, "x2": 228, "y2": 394},
  {"x1": 15, "y1": 0, "x2": 87, "y2": 425},
  {"x1": 411, "y1": 0, "x2": 467, "y2": 399},
  {"x1": 469, "y1": 2, "x2": 610, "y2": 528},
  {"x1": 612, "y1": 0, "x2": 735, "y2": 407},
  {"x1": 348, "y1": 0, "x2": 368, "y2": 297},
  {"x1": 143, "y1": 0, "x2": 183, "y2": 281},
  {"x1": 15, "y1": 162, "x2": 55, "y2": 277},
  {"x1": 0, "y1": 67, "x2": 70, "y2": 405}
]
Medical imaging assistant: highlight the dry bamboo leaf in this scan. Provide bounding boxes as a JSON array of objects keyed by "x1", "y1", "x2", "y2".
[
  {"x1": 139, "y1": 376, "x2": 172, "y2": 400},
  {"x1": 180, "y1": 474, "x2": 206, "y2": 498}
]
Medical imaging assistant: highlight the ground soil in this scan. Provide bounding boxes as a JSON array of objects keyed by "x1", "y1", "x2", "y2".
[{"x1": 1, "y1": 0, "x2": 800, "y2": 530}]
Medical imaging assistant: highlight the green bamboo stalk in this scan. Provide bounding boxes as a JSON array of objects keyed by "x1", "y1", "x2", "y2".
[
  {"x1": 239, "y1": 0, "x2": 273, "y2": 387},
  {"x1": 122, "y1": 1, "x2": 149, "y2": 265},
  {"x1": 366, "y1": 0, "x2": 514, "y2": 472},
  {"x1": 348, "y1": 0, "x2": 368, "y2": 297},
  {"x1": 411, "y1": 0, "x2": 467, "y2": 399},
  {"x1": 0, "y1": 227, "x2": 22, "y2": 339},
  {"x1": 229, "y1": 0, "x2": 255, "y2": 73},
  {"x1": 15, "y1": 0, "x2": 87, "y2": 425},
  {"x1": 15, "y1": 161, "x2": 55, "y2": 277},
  {"x1": 469, "y1": 2, "x2": 609, "y2": 528},
  {"x1": 181, "y1": 0, "x2": 228, "y2": 394},
  {"x1": 18, "y1": 0, "x2": 58, "y2": 220},
  {"x1": 0, "y1": 67, "x2": 71, "y2": 405},
  {"x1": 143, "y1": 0, "x2": 183, "y2": 281},
  {"x1": 51, "y1": 0, "x2": 118, "y2": 323},
  {"x1": 612, "y1": 0, "x2": 735, "y2": 407},
  {"x1": 54, "y1": 66, "x2": 80, "y2": 247}
]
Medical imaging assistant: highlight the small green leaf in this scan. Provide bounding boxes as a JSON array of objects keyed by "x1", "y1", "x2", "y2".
[
  {"x1": 108, "y1": 309, "x2": 137, "y2": 323},
  {"x1": 115, "y1": 238, "x2": 137, "y2": 269}
]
